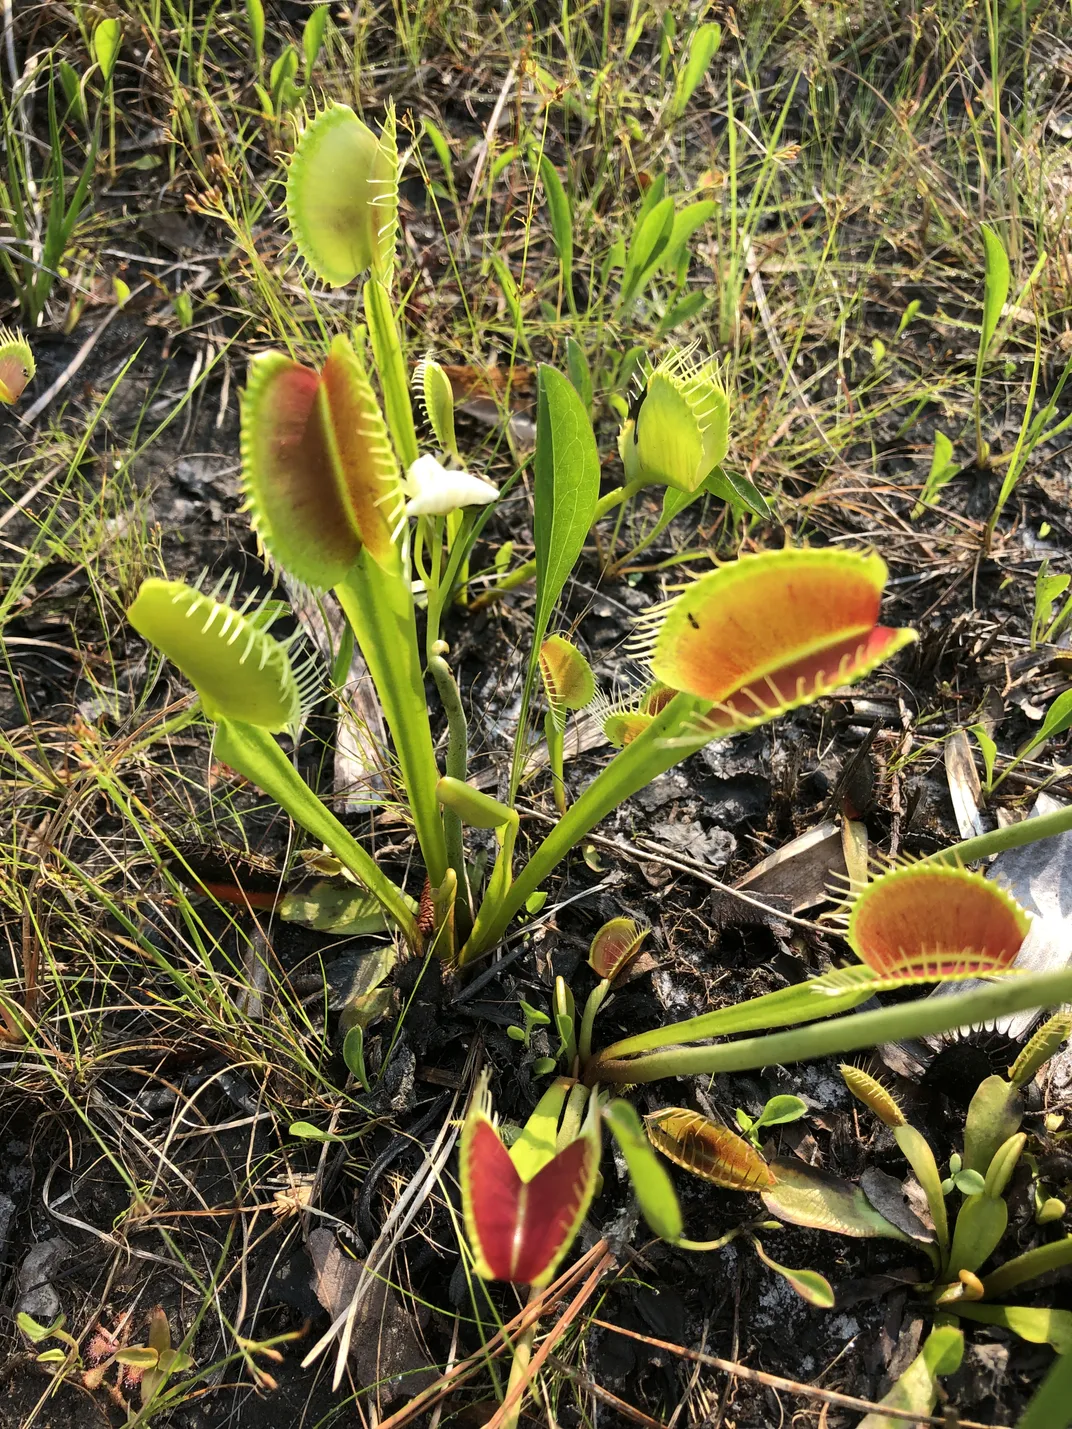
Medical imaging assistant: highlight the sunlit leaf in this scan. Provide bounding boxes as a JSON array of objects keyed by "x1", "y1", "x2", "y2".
[
  {"x1": 0, "y1": 325, "x2": 35, "y2": 404},
  {"x1": 539, "y1": 635, "x2": 595, "y2": 715},
  {"x1": 857, "y1": 1326, "x2": 963, "y2": 1429},
  {"x1": 962, "y1": 1074, "x2": 1024, "y2": 1175},
  {"x1": 650, "y1": 547, "x2": 916, "y2": 731},
  {"x1": 980, "y1": 224, "x2": 1010, "y2": 355},
  {"x1": 847, "y1": 863, "x2": 1030, "y2": 982},
  {"x1": 604, "y1": 1100, "x2": 683, "y2": 1242},
  {"x1": 645, "y1": 1108, "x2": 775, "y2": 1191},
  {"x1": 760, "y1": 1158, "x2": 914, "y2": 1242},
  {"x1": 955, "y1": 1302, "x2": 1072, "y2": 1355},
  {"x1": 127, "y1": 579, "x2": 305, "y2": 731},
  {"x1": 751, "y1": 1238, "x2": 834, "y2": 1307},
  {"x1": 286, "y1": 103, "x2": 397, "y2": 286}
]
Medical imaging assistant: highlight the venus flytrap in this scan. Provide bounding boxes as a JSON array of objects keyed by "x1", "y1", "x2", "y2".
[{"x1": 839, "y1": 1016, "x2": 1072, "y2": 1352}]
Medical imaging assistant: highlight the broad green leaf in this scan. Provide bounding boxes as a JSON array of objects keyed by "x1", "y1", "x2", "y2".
[
  {"x1": 981, "y1": 224, "x2": 1011, "y2": 355},
  {"x1": 533, "y1": 364, "x2": 599, "y2": 639},
  {"x1": 302, "y1": 4, "x2": 329, "y2": 73},
  {"x1": 956, "y1": 1303, "x2": 1072, "y2": 1355},
  {"x1": 565, "y1": 336, "x2": 592, "y2": 414},
  {"x1": 116, "y1": 1347, "x2": 160, "y2": 1369},
  {"x1": 508, "y1": 366, "x2": 599, "y2": 797},
  {"x1": 1014, "y1": 1344, "x2": 1072, "y2": 1429},
  {"x1": 246, "y1": 0, "x2": 265, "y2": 66},
  {"x1": 604, "y1": 1099, "x2": 683, "y2": 1242},
  {"x1": 947, "y1": 1192, "x2": 1008, "y2": 1276},
  {"x1": 93, "y1": 18, "x2": 122, "y2": 83},
  {"x1": 620, "y1": 197, "x2": 675, "y2": 308},
  {"x1": 670, "y1": 23, "x2": 722, "y2": 119},
  {"x1": 963, "y1": 1075, "x2": 1023, "y2": 1174},
  {"x1": 538, "y1": 155, "x2": 573, "y2": 306},
  {"x1": 278, "y1": 881, "x2": 388, "y2": 936},
  {"x1": 751, "y1": 1238, "x2": 833, "y2": 1307},
  {"x1": 761, "y1": 1159, "x2": 914, "y2": 1242},
  {"x1": 857, "y1": 1326, "x2": 963, "y2": 1429},
  {"x1": 894, "y1": 1124, "x2": 949, "y2": 1254}
]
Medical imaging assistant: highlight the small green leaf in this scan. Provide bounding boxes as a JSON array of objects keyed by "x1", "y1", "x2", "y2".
[
  {"x1": 1022, "y1": 688, "x2": 1072, "y2": 762},
  {"x1": 969, "y1": 724, "x2": 998, "y2": 788},
  {"x1": 981, "y1": 224, "x2": 1011, "y2": 356},
  {"x1": 302, "y1": 4, "x2": 329, "y2": 74},
  {"x1": 342, "y1": 1024, "x2": 369, "y2": 1091},
  {"x1": 507, "y1": 1025, "x2": 526, "y2": 1042},
  {"x1": 857, "y1": 1326, "x2": 963, "y2": 1429},
  {"x1": 670, "y1": 22, "x2": 722, "y2": 119},
  {"x1": 952, "y1": 1168, "x2": 986, "y2": 1196},
  {"x1": 604, "y1": 1099, "x2": 683, "y2": 1242},
  {"x1": 704, "y1": 466, "x2": 769, "y2": 520},
  {"x1": 755, "y1": 1095, "x2": 808, "y2": 1130},
  {"x1": 911, "y1": 430, "x2": 959, "y2": 518},
  {"x1": 93, "y1": 17, "x2": 122, "y2": 83},
  {"x1": 246, "y1": 0, "x2": 265, "y2": 67},
  {"x1": 533, "y1": 1057, "x2": 557, "y2": 1075},
  {"x1": 947, "y1": 1192, "x2": 1007, "y2": 1276},
  {"x1": 538, "y1": 155, "x2": 574, "y2": 308},
  {"x1": 751, "y1": 1238, "x2": 834, "y2": 1307},
  {"x1": 289, "y1": 1120, "x2": 344, "y2": 1142},
  {"x1": 525, "y1": 891, "x2": 548, "y2": 914},
  {"x1": 17, "y1": 1312, "x2": 64, "y2": 1344},
  {"x1": 116, "y1": 1347, "x2": 161, "y2": 1369}
]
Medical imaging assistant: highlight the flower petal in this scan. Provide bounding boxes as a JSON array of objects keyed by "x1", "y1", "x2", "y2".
[{"x1": 847, "y1": 863, "x2": 1031, "y2": 980}]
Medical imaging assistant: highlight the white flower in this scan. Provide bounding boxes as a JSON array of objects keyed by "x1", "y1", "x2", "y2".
[{"x1": 403, "y1": 454, "x2": 498, "y2": 517}]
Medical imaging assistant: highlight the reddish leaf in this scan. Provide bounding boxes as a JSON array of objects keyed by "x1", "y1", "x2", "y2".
[
  {"x1": 847, "y1": 863, "x2": 1030, "y2": 981},
  {"x1": 241, "y1": 353, "x2": 361, "y2": 589},
  {"x1": 461, "y1": 1113, "x2": 599, "y2": 1287},
  {"x1": 645, "y1": 1108, "x2": 775, "y2": 1191},
  {"x1": 588, "y1": 917, "x2": 648, "y2": 981},
  {"x1": 650, "y1": 548, "x2": 916, "y2": 730}
]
